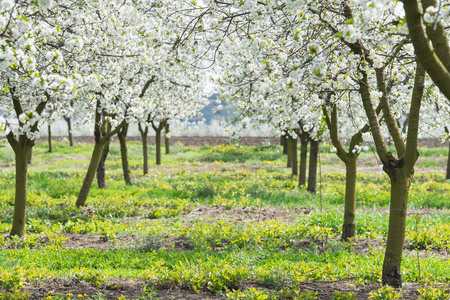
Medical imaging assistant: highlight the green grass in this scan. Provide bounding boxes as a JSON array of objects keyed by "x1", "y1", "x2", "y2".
[{"x1": 0, "y1": 140, "x2": 449, "y2": 298}]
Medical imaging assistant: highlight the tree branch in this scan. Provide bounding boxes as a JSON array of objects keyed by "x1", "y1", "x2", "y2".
[
  {"x1": 401, "y1": 0, "x2": 450, "y2": 100},
  {"x1": 404, "y1": 63, "x2": 426, "y2": 170}
]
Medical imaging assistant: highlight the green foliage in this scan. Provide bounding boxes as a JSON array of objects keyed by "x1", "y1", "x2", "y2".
[
  {"x1": 0, "y1": 141, "x2": 449, "y2": 297},
  {"x1": 293, "y1": 290, "x2": 318, "y2": 299},
  {"x1": 368, "y1": 286, "x2": 402, "y2": 300},
  {"x1": 195, "y1": 183, "x2": 217, "y2": 198},
  {"x1": 0, "y1": 289, "x2": 30, "y2": 300},
  {"x1": 331, "y1": 290, "x2": 357, "y2": 300},
  {"x1": 417, "y1": 285, "x2": 450, "y2": 300},
  {"x1": 0, "y1": 267, "x2": 28, "y2": 290},
  {"x1": 72, "y1": 268, "x2": 105, "y2": 287},
  {"x1": 135, "y1": 233, "x2": 165, "y2": 252},
  {"x1": 407, "y1": 219, "x2": 450, "y2": 250},
  {"x1": 199, "y1": 143, "x2": 283, "y2": 163},
  {"x1": 0, "y1": 146, "x2": 15, "y2": 164}
]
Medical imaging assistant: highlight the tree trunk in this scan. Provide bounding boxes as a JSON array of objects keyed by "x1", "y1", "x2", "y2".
[
  {"x1": 140, "y1": 129, "x2": 149, "y2": 175},
  {"x1": 342, "y1": 157, "x2": 357, "y2": 241},
  {"x1": 76, "y1": 141, "x2": 105, "y2": 207},
  {"x1": 48, "y1": 124, "x2": 52, "y2": 153},
  {"x1": 281, "y1": 134, "x2": 288, "y2": 155},
  {"x1": 382, "y1": 171, "x2": 412, "y2": 287},
  {"x1": 164, "y1": 123, "x2": 170, "y2": 155},
  {"x1": 75, "y1": 104, "x2": 125, "y2": 207},
  {"x1": 64, "y1": 116, "x2": 74, "y2": 146},
  {"x1": 156, "y1": 128, "x2": 162, "y2": 165},
  {"x1": 27, "y1": 147, "x2": 32, "y2": 164},
  {"x1": 7, "y1": 94, "x2": 46, "y2": 236},
  {"x1": 9, "y1": 139, "x2": 32, "y2": 237},
  {"x1": 287, "y1": 137, "x2": 292, "y2": 168},
  {"x1": 290, "y1": 136, "x2": 298, "y2": 176},
  {"x1": 447, "y1": 139, "x2": 450, "y2": 180},
  {"x1": 96, "y1": 139, "x2": 110, "y2": 189},
  {"x1": 118, "y1": 123, "x2": 132, "y2": 185},
  {"x1": 307, "y1": 140, "x2": 319, "y2": 194},
  {"x1": 299, "y1": 136, "x2": 308, "y2": 186}
]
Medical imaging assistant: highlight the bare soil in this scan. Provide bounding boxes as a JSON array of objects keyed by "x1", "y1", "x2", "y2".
[{"x1": 23, "y1": 277, "x2": 431, "y2": 300}]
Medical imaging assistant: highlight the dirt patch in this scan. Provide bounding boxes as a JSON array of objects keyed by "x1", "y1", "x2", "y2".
[
  {"x1": 22, "y1": 278, "x2": 433, "y2": 299},
  {"x1": 25, "y1": 278, "x2": 223, "y2": 300},
  {"x1": 184, "y1": 205, "x2": 310, "y2": 224},
  {"x1": 62, "y1": 233, "x2": 116, "y2": 250},
  {"x1": 288, "y1": 281, "x2": 423, "y2": 300}
]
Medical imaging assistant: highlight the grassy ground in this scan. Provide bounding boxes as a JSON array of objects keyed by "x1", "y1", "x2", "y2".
[{"x1": 0, "y1": 139, "x2": 449, "y2": 300}]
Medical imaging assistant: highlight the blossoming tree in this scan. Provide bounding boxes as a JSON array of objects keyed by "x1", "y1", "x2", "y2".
[{"x1": 0, "y1": 0, "x2": 98, "y2": 236}]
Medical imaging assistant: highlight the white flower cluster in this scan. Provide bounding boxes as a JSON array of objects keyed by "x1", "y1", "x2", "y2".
[
  {"x1": 351, "y1": 144, "x2": 369, "y2": 154},
  {"x1": 422, "y1": 5, "x2": 450, "y2": 24}
]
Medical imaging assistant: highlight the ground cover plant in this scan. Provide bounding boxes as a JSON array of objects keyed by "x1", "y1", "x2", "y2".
[{"x1": 0, "y1": 140, "x2": 449, "y2": 299}]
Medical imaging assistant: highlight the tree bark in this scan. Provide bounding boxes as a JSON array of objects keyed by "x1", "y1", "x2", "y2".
[
  {"x1": 155, "y1": 128, "x2": 162, "y2": 165},
  {"x1": 382, "y1": 171, "x2": 412, "y2": 287},
  {"x1": 48, "y1": 124, "x2": 52, "y2": 153},
  {"x1": 76, "y1": 102, "x2": 125, "y2": 207},
  {"x1": 139, "y1": 125, "x2": 149, "y2": 175},
  {"x1": 77, "y1": 141, "x2": 106, "y2": 206},
  {"x1": 27, "y1": 147, "x2": 32, "y2": 164},
  {"x1": 381, "y1": 64, "x2": 424, "y2": 287},
  {"x1": 445, "y1": 127, "x2": 450, "y2": 180},
  {"x1": 118, "y1": 123, "x2": 132, "y2": 185},
  {"x1": 447, "y1": 140, "x2": 450, "y2": 180},
  {"x1": 307, "y1": 140, "x2": 319, "y2": 194},
  {"x1": 334, "y1": 8, "x2": 424, "y2": 286},
  {"x1": 299, "y1": 132, "x2": 308, "y2": 186},
  {"x1": 64, "y1": 116, "x2": 74, "y2": 146},
  {"x1": 164, "y1": 123, "x2": 170, "y2": 155},
  {"x1": 96, "y1": 139, "x2": 110, "y2": 189},
  {"x1": 322, "y1": 103, "x2": 373, "y2": 241},
  {"x1": 9, "y1": 138, "x2": 33, "y2": 237},
  {"x1": 152, "y1": 119, "x2": 166, "y2": 166},
  {"x1": 342, "y1": 157, "x2": 357, "y2": 241},
  {"x1": 401, "y1": 0, "x2": 450, "y2": 101},
  {"x1": 287, "y1": 136, "x2": 292, "y2": 168},
  {"x1": 7, "y1": 89, "x2": 47, "y2": 236},
  {"x1": 281, "y1": 134, "x2": 288, "y2": 155},
  {"x1": 290, "y1": 136, "x2": 298, "y2": 176}
]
